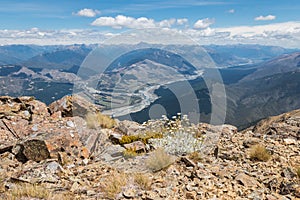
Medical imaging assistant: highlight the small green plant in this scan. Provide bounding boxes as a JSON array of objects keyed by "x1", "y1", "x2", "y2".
[
  {"x1": 85, "y1": 112, "x2": 116, "y2": 129},
  {"x1": 146, "y1": 148, "x2": 175, "y2": 172},
  {"x1": 119, "y1": 132, "x2": 163, "y2": 145},
  {"x1": 134, "y1": 173, "x2": 151, "y2": 190},
  {"x1": 140, "y1": 131, "x2": 163, "y2": 144},
  {"x1": 119, "y1": 135, "x2": 139, "y2": 145},
  {"x1": 249, "y1": 144, "x2": 271, "y2": 162},
  {"x1": 123, "y1": 147, "x2": 138, "y2": 158}
]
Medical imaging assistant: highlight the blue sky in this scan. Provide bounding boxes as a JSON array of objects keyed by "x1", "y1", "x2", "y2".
[{"x1": 0, "y1": 0, "x2": 300, "y2": 47}]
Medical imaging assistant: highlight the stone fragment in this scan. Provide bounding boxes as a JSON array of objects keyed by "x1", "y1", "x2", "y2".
[
  {"x1": 283, "y1": 138, "x2": 297, "y2": 145},
  {"x1": 235, "y1": 173, "x2": 259, "y2": 188},
  {"x1": 66, "y1": 120, "x2": 75, "y2": 128},
  {"x1": 181, "y1": 156, "x2": 196, "y2": 168},
  {"x1": 109, "y1": 132, "x2": 123, "y2": 144},
  {"x1": 123, "y1": 188, "x2": 136, "y2": 198},
  {"x1": 295, "y1": 185, "x2": 300, "y2": 198},
  {"x1": 117, "y1": 120, "x2": 144, "y2": 135},
  {"x1": 70, "y1": 182, "x2": 81, "y2": 193},
  {"x1": 31, "y1": 124, "x2": 39, "y2": 132},
  {"x1": 243, "y1": 138, "x2": 261, "y2": 148},
  {"x1": 97, "y1": 145, "x2": 125, "y2": 162},
  {"x1": 46, "y1": 161, "x2": 63, "y2": 173},
  {"x1": 185, "y1": 191, "x2": 197, "y2": 199},
  {"x1": 281, "y1": 167, "x2": 296, "y2": 179},
  {"x1": 48, "y1": 95, "x2": 100, "y2": 118},
  {"x1": 279, "y1": 182, "x2": 297, "y2": 195}
]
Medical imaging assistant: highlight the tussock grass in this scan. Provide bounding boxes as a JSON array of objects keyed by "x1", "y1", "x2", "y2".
[
  {"x1": 146, "y1": 148, "x2": 175, "y2": 172},
  {"x1": 101, "y1": 172, "x2": 127, "y2": 199},
  {"x1": 296, "y1": 166, "x2": 300, "y2": 178},
  {"x1": 85, "y1": 112, "x2": 115, "y2": 129},
  {"x1": 2, "y1": 183, "x2": 75, "y2": 200},
  {"x1": 134, "y1": 173, "x2": 151, "y2": 190},
  {"x1": 4, "y1": 183, "x2": 51, "y2": 200},
  {"x1": 0, "y1": 173, "x2": 5, "y2": 193},
  {"x1": 188, "y1": 151, "x2": 202, "y2": 162},
  {"x1": 249, "y1": 144, "x2": 271, "y2": 162}
]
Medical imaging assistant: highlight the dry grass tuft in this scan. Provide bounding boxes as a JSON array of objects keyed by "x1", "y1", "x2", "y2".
[
  {"x1": 134, "y1": 173, "x2": 151, "y2": 190},
  {"x1": 146, "y1": 148, "x2": 175, "y2": 172},
  {"x1": 0, "y1": 173, "x2": 5, "y2": 193},
  {"x1": 188, "y1": 151, "x2": 202, "y2": 162},
  {"x1": 101, "y1": 172, "x2": 127, "y2": 199},
  {"x1": 296, "y1": 166, "x2": 300, "y2": 178},
  {"x1": 85, "y1": 112, "x2": 115, "y2": 129},
  {"x1": 3, "y1": 183, "x2": 51, "y2": 200},
  {"x1": 49, "y1": 192, "x2": 76, "y2": 200},
  {"x1": 85, "y1": 112, "x2": 98, "y2": 129},
  {"x1": 249, "y1": 144, "x2": 271, "y2": 162}
]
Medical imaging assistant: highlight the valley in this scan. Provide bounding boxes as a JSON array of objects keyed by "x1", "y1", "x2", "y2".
[{"x1": 0, "y1": 43, "x2": 299, "y2": 129}]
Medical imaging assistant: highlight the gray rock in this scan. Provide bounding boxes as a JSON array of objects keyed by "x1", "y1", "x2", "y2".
[
  {"x1": 281, "y1": 167, "x2": 297, "y2": 179},
  {"x1": 46, "y1": 161, "x2": 63, "y2": 173},
  {"x1": 117, "y1": 120, "x2": 144, "y2": 135},
  {"x1": 123, "y1": 188, "x2": 136, "y2": 198},
  {"x1": 243, "y1": 138, "x2": 261, "y2": 148},
  {"x1": 97, "y1": 145, "x2": 125, "y2": 162},
  {"x1": 66, "y1": 120, "x2": 75, "y2": 128},
  {"x1": 31, "y1": 124, "x2": 39, "y2": 132}
]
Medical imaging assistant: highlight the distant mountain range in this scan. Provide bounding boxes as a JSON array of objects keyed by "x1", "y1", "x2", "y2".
[
  {"x1": 0, "y1": 43, "x2": 299, "y2": 129},
  {"x1": 0, "y1": 43, "x2": 297, "y2": 69}
]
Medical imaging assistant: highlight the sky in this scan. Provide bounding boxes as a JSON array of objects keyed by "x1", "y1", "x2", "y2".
[{"x1": 0, "y1": 0, "x2": 300, "y2": 47}]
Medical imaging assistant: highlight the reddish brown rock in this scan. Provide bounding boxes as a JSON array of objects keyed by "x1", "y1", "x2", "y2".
[{"x1": 48, "y1": 95, "x2": 100, "y2": 118}]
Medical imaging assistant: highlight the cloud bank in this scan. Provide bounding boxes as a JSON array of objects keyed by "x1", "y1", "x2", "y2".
[
  {"x1": 0, "y1": 21, "x2": 300, "y2": 48},
  {"x1": 91, "y1": 15, "x2": 177, "y2": 29}
]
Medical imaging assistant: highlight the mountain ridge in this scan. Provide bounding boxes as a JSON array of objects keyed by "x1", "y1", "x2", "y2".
[{"x1": 0, "y1": 95, "x2": 299, "y2": 199}]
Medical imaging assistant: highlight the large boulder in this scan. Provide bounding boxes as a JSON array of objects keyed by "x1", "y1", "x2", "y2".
[
  {"x1": 48, "y1": 95, "x2": 100, "y2": 118},
  {"x1": 12, "y1": 139, "x2": 50, "y2": 163}
]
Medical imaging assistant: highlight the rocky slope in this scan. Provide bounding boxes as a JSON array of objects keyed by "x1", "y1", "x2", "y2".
[{"x1": 0, "y1": 95, "x2": 299, "y2": 199}]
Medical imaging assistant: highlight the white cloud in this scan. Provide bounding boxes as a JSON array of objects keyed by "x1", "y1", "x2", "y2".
[
  {"x1": 228, "y1": 9, "x2": 235, "y2": 13},
  {"x1": 159, "y1": 19, "x2": 176, "y2": 28},
  {"x1": 74, "y1": 8, "x2": 100, "y2": 17},
  {"x1": 194, "y1": 18, "x2": 215, "y2": 29},
  {"x1": 91, "y1": 15, "x2": 177, "y2": 29},
  {"x1": 255, "y1": 15, "x2": 276, "y2": 21},
  {"x1": 177, "y1": 18, "x2": 188, "y2": 25}
]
